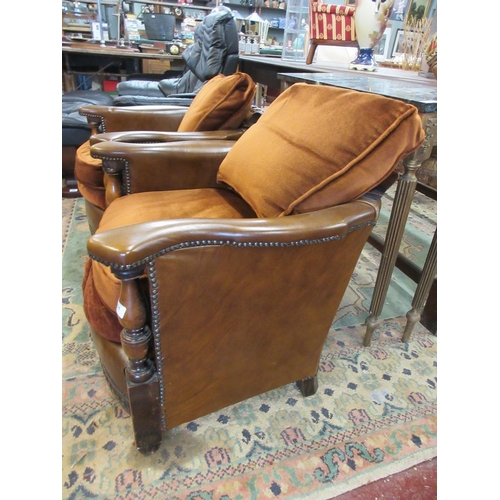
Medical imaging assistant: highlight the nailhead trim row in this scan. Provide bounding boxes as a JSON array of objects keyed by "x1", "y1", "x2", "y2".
[
  {"x1": 88, "y1": 220, "x2": 376, "y2": 272},
  {"x1": 79, "y1": 112, "x2": 108, "y2": 133}
]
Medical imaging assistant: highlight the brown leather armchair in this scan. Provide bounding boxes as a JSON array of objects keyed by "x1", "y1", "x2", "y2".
[
  {"x1": 74, "y1": 73, "x2": 258, "y2": 233},
  {"x1": 82, "y1": 83, "x2": 425, "y2": 454}
]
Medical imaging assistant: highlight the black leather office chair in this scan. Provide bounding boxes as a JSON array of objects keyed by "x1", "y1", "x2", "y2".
[{"x1": 113, "y1": 7, "x2": 239, "y2": 106}]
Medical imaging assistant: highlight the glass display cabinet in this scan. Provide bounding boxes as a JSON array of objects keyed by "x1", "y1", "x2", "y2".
[{"x1": 281, "y1": 0, "x2": 309, "y2": 61}]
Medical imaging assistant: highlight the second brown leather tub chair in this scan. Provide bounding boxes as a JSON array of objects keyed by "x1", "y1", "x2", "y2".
[
  {"x1": 82, "y1": 83, "x2": 425, "y2": 454},
  {"x1": 75, "y1": 72, "x2": 258, "y2": 233}
]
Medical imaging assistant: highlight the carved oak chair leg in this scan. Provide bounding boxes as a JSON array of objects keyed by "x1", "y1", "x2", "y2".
[
  {"x1": 297, "y1": 374, "x2": 318, "y2": 397},
  {"x1": 126, "y1": 371, "x2": 162, "y2": 455},
  {"x1": 114, "y1": 267, "x2": 163, "y2": 455}
]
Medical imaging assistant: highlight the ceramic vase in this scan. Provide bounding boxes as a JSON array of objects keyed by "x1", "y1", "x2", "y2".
[{"x1": 349, "y1": 0, "x2": 395, "y2": 71}]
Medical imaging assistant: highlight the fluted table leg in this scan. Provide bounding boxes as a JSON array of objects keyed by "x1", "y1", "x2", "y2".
[
  {"x1": 363, "y1": 113, "x2": 436, "y2": 346},
  {"x1": 402, "y1": 230, "x2": 437, "y2": 342},
  {"x1": 363, "y1": 155, "x2": 421, "y2": 346}
]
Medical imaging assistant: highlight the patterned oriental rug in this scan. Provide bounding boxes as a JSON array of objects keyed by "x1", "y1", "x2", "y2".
[{"x1": 62, "y1": 193, "x2": 437, "y2": 500}]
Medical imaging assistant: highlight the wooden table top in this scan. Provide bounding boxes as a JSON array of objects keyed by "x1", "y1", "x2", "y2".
[{"x1": 62, "y1": 42, "x2": 183, "y2": 60}]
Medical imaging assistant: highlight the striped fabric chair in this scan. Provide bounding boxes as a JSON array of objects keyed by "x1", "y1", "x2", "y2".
[{"x1": 306, "y1": 1, "x2": 357, "y2": 64}]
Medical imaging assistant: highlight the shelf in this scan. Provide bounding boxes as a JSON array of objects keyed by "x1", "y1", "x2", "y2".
[
  {"x1": 63, "y1": 26, "x2": 92, "y2": 33},
  {"x1": 223, "y1": 2, "x2": 288, "y2": 12},
  {"x1": 68, "y1": 0, "x2": 213, "y2": 10}
]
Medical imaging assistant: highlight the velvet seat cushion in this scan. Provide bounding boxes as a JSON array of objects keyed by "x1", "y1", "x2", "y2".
[
  {"x1": 217, "y1": 83, "x2": 425, "y2": 218},
  {"x1": 83, "y1": 188, "x2": 256, "y2": 342}
]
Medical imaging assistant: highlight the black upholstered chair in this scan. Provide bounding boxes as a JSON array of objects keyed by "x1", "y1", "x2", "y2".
[
  {"x1": 112, "y1": 7, "x2": 239, "y2": 106},
  {"x1": 62, "y1": 90, "x2": 114, "y2": 197}
]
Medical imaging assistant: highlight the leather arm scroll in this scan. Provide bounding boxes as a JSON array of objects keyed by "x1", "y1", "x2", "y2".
[
  {"x1": 89, "y1": 130, "x2": 244, "y2": 146},
  {"x1": 91, "y1": 140, "x2": 234, "y2": 193},
  {"x1": 78, "y1": 104, "x2": 188, "y2": 133},
  {"x1": 87, "y1": 199, "x2": 379, "y2": 268}
]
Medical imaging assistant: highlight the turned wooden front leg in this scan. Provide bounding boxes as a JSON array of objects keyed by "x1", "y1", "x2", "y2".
[
  {"x1": 102, "y1": 159, "x2": 125, "y2": 207},
  {"x1": 364, "y1": 113, "x2": 437, "y2": 346},
  {"x1": 113, "y1": 266, "x2": 162, "y2": 454}
]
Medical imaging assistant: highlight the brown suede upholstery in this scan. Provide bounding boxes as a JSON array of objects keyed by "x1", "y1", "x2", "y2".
[
  {"x1": 81, "y1": 83, "x2": 425, "y2": 453},
  {"x1": 217, "y1": 84, "x2": 425, "y2": 217}
]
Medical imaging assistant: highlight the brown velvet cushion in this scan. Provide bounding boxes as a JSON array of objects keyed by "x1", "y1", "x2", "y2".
[
  {"x1": 177, "y1": 73, "x2": 256, "y2": 132},
  {"x1": 84, "y1": 188, "x2": 256, "y2": 342},
  {"x1": 217, "y1": 83, "x2": 425, "y2": 218},
  {"x1": 75, "y1": 141, "x2": 105, "y2": 188},
  {"x1": 75, "y1": 141, "x2": 107, "y2": 210},
  {"x1": 83, "y1": 258, "x2": 123, "y2": 343}
]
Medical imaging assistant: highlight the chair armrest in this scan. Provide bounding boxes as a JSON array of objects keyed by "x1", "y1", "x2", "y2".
[
  {"x1": 78, "y1": 105, "x2": 189, "y2": 133},
  {"x1": 111, "y1": 95, "x2": 196, "y2": 107},
  {"x1": 164, "y1": 92, "x2": 199, "y2": 99},
  {"x1": 90, "y1": 139, "x2": 235, "y2": 196},
  {"x1": 116, "y1": 79, "x2": 164, "y2": 97},
  {"x1": 89, "y1": 129, "x2": 245, "y2": 146},
  {"x1": 88, "y1": 199, "x2": 379, "y2": 268}
]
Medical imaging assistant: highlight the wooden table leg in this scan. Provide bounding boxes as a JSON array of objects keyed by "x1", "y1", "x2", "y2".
[
  {"x1": 363, "y1": 113, "x2": 437, "y2": 346},
  {"x1": 402, "y1": 230, "x2": 437, "y2": 341},
  {"x1": 420, "y1": 278, "x2": 437, "y2": 334},
  {"x1": 255, "y1": 83, "x2": 263, "y2": 108}
]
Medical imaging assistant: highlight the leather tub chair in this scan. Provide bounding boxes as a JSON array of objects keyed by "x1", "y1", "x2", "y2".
[
  {"x1": 75, "y1": 72, "x2": 258, "y2": 233},
  {"x1": 82, "y1": 83, "x2": 425, "y2": 454},
  {"x1": 113, "y1": 6, "x2": 239, "y2": 106}
]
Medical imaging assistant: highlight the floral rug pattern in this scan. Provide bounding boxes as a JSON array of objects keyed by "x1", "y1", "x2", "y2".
[{"x1": 62, "y1": 196, "x2": 437, "y2": 499}]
